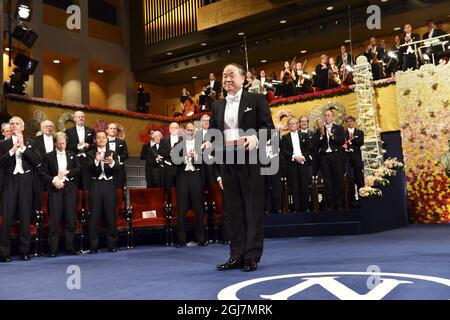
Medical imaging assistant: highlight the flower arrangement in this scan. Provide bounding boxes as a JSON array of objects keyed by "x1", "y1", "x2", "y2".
[
  {"x1": 359, "y1": 186, "x2": 383, "y2": 198},
  {"x1": 373, "y1": 167, "x2": 397, "y2": 178},
  {"x1": 383, "y1": 157, "x2": 404, "y2": 171},
  {"x1": 364, "y1": 175, "x2": 390, "y2": 188}
]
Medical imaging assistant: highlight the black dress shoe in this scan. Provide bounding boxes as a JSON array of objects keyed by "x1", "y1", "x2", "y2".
[
  {"x1": 20, "y1": 254, "x2": 31, "y2": 261},
  {"x1": 0, "y1": 256, "x2": 11, "y2": 263},
  {"x1": 89, "y1": 249, "x2": 98, "y2": 254},
  {"x1": 217, "y1": 258, "x2": 243, "y2": 271},
  {"x1": 108, "y1": 248, "x2": 118, "y2": 252},
  {"x1": 198, "y1": 241, "x2": 208, "y2": 246},
  {"x1": 48, "y1": 252, "x2": 58, "y2": 258},
  {"x1": 243, "y1": 259, "x2": 258, "y2": 272},
  {"x1": 66, "y1": 249, "x2": 81, "y2": 256},
  {"x1": 175, "y1": 242, "x2": 186, "y2": 248}
]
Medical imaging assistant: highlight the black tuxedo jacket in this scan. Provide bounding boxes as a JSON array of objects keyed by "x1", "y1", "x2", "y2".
[
  {"x1": 281, "y1": 131, "x2": 311, "y2": 165},
  {"x1": 106, "y1": 138, "x2": 128, "y2": 165},
  {"x1": 206, "y1": 80, "x2": 222, "y2": 97},
  {"x1": 423, "y1": 28, "x2": 447, "y2": 40},
  {"x1": 65, "y1": 126, "x2": 96, "y2": 154},
  {"x1": 40, "y1": 150, "x2": 81, "y2": 190},
  {"x1": 160, "y1": 136, "x2": 182, "y2": 166},
  {"x1": 140, "y1": 142, "x2": 167, "y2": 168},
  {"x1": 400, "y1": 33, "x2": 420, "y2": 54},
  {"x1": 173, "y1": 137, "x2": 203, "y2": 173},
  {"x1": 33, "y1": 134, "x2": 55, "y2": 159},
  {"x1": 209, "y1": 90, "x2": 274, "y2": 142},
  {"x1": 345, "y1": 128, "x2": 364, "y2": 153},
  {"x1": 87, "y1": 149, "x2": 119, "y2": 180},
  {"x1": 313, "y1": 124, "x2": 345, "y2": 154},
  {"x1": 336, "y1": 54, "x2": 354, "y2": 69},
  {"x1": 0, "y1": 137, "x2": 40, "y2": 175},
  {"x1": 363, "y1": 46, "x2": 385, "y2": 63}
]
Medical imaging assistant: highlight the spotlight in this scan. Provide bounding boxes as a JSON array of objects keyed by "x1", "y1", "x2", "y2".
[
  {"x1": 14, "y1": 53, "x2": 38, "y2": 75},
  {"x1": 16, "y1": 0, "x2": 32, "y2": 21},
  {"x1": 261, "y1": 59, "x2": 267, "y2": 63},
  {"x1": 192, "y1": 76, "x2": 198, "y2": 79},
  {"x1": 53, "y1": 59, "x2": 60, "y2": 64},
  {"x1": 12, "y1": 24, "x2": 38, "y2": 48},
  {"x1": 97, "y1": 69, "x2": 104, "y2": 73}
]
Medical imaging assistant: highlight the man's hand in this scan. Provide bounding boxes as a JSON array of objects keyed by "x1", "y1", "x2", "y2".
[
  {"x1": 16, "y1": 133, "x2": 24, "y2": 148},
  {"x1": 9, "y1": 144, "x2": 18, "y2": 155},
  {"x1": 53, "y1": 180, "x2": 64, "y2": 189},
  {"x1": 243, "y1": 136, "x2": 258, "y2": 151},
  {"x1": 201, "y1": 141, "x2": 212, "y2": 149},
  {"x1": 57, "y1": 171, "x2": 65, "y2": 180},
  {"x1": 103, "y1": 155, "x2": 113, "y2": 164},
  {"x1": 95, "y1": 152, "x2": 103, "y2": 162},
  {"x1": 217, "y1": 177, "x2": 224, "y2": 190},
  {"x1": 294, "y1": 155, "x2": 305, "y2": 164}
]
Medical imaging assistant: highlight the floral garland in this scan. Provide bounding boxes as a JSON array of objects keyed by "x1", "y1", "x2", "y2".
[
  {"x1": 275, "y1": 109, "x2": 292, "y2": 131},
  {"x1": 359, "y1": 157, "x2": 404, "y2": 198},
  {"x1": 6, "y1": 94, "x2": 208, "y2": 122},
  {"x1": 269, "y1": 80, "x2": 396, "y2": 108}
]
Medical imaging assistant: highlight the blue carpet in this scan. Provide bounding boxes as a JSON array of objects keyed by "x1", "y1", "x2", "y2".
[{"x1": 1, "y1": 224, "x2": 450, "y2": 300}]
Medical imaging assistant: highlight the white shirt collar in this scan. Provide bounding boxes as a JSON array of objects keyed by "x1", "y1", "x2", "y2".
[
  {"x1": 76, "y1": 125, "x2": 85, "y2": 130},
  {"x1": 226, "y1": 88, "x2": 243, "y2": 100},
  {"x1": 44, "y1": 134, "x2": 53, "y2": 140},
  {"x1": 56, "y1": 150, "x2": 66, "y2": 156},
  {"x1": 98, "y1": 147, "x2": 106, "y2": 152}
]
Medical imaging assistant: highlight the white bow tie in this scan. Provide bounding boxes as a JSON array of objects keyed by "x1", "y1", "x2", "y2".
[{"x1": 226, "y1": 94, "x2": 240, "y2": 104}]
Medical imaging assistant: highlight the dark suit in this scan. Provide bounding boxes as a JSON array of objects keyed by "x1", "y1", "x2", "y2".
[
  {"x1": 363, "y1": 46, "x2": 385, "y2": 80},
  {"x1": 422, "y1": 29, "x2": 448, "y2": 65},
  {"x1": 140, "y1": 142, "x2": 165, "y2": 188},
  {"x1": 344, "y1": 129, "x2": 365, "y2": 200},
  {"x1": 281, "y1": 131, "x2": 311, "y2": 212},
  {"x1": 65, "y1": 126, "x2": 96, "y2": 190},
  {"x1": 174, "y1": 136, "x2": 205, "y2": 244},
  {"x1": 336, "y1": 54, "x2": 354, "y2": 69},
  {"x1": 313, "y1": 124, "x2": 345, "y2": 209},
  {"x1": 0, "y1": 137, "x2": 40, "y2": 257},
  {"x1": 107, "y1": 138, "x2": 128, "y2": 188},
  {"x1": 40, "y1": 150, "x2": 81, "y2": 254},
  {"x1": 315, "y1": 64, "x2": 331, "y2": 91},
  {"x1": 160, "y1": 136, "x2": 181, "y2": 200},
  {"x1": 87, "y1": 149, "x2": 119, "y2": 250},
  {"x1": 209, "y1": 90, "x2": 274, "y2": 263},
  {"x1": 400, "y1": 33, "x2": 420, "y2": 71},
  {"x1": 33, "y1": 134, "x2": 55, "y2": 210}
]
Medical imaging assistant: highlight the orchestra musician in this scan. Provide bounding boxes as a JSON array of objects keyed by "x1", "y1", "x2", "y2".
[
  {"x1": 180, "y1": 88, "x2": 196, "y2": 117},
  {"x1": 293, "y1": 62, "x2": 312, "y2": 95},
  {"x1": 280, "y1": 61, "x2": 295, "y2": 97},
  {"x1": 400, "y1": 24, "x2": 420, "y2": 71},
  {"x1": 336, "y1": 45, "x2": 354, "y2": 85},
  {"x1": 328, "y1": 57, "x2": 341, "y2": 88},
  {"x1": 205, "y1": 73, "x2": 221, "y2": 109},
  {"x1": 363, "y1": 37, "x2": 385, "y2": 80},
  {"x1": 315, "y1": 54, "x2": 331, "y2": 91}
]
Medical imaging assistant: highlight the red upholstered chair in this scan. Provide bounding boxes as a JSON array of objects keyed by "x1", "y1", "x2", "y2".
[{"x1": 128, "y1": 188, "x2": 170, "y2": 245}]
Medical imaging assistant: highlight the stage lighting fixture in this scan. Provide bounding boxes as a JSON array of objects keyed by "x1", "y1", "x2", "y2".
[
  {"x1": 12, "y1": 24, "x2": 38, "y2": 48},
  {"x1": 13, "y1": 53, "x2": 39, "y2": 75},
  {"x1": 16, "y1": 0, "x2": 32, "y2": 21}
]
